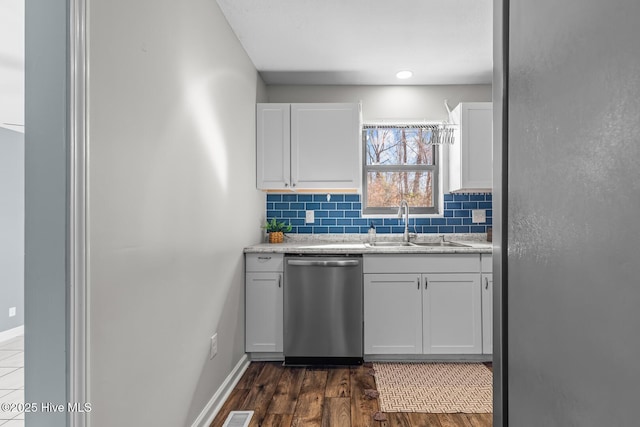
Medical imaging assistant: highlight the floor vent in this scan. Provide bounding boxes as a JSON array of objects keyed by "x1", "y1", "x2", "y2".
[{"x1": 221, "y1": 410, "x2": 254, "y2": 427}]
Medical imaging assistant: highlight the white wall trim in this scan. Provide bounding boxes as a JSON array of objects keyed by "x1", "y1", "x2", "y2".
[
  {"x1": 68, "y1": 0, "x2": 88, "y2": 426},
  {"x1": 190, "y1": 355, "x2": 251, "y2": 427},
  {"x1": 0, "y1": 325, "x2": 24, "y2": 343}
]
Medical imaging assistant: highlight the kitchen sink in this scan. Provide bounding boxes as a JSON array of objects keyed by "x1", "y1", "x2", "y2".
[
  {"x1": 365, "y1": 241, "x2": 472, "y2": 248},
  {"x1": 366, "y1": 241, "x2": 415, "y2": 247},
  {"x1": 410, "y1": 241, "x2": 470, "y2": 248}
]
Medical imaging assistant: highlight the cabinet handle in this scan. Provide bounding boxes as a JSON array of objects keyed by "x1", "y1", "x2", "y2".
[
  {"x1": 424, "y1": 277, "x2": 428, "y2": 290},
  {"x1": 278, "y1": 275, "x2": 282, "y2": 288},
  {"x1": 485, "y1": 277, "x2": 489, "y2": 290},
  {"x1": 417, "y1": 277, "x2": 420, "y2": 289},
  {"x1": 258, "y1": 256, "x2": 272, "y2": 261}
]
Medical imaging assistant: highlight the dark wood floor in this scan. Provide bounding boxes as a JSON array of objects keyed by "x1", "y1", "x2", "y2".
[{"x1": 210, "y1": 362, "x2": 492, "y2": 427}]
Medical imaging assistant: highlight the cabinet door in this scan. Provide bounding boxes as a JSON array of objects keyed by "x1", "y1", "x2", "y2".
[
  {"x1": 449, "y1": 102, "x2": 493, "y2": 192},
  {"x1": 364, "y1": 273, "x2": 422, "y2": 354},
  {"x1": 246, "y1": 272, "x2": 283, "y2": 352},
  {"x1": 482, "y1": 273, "x2": 493, "y2": 354},
  {"x1": 423, "y1": 273, "x2": 482, "y2": 354},
  {"x1": 257, "y1": 103, "x2": 290, "y2": 190},
  {"x1": 290, "y1": 103, "x2": 360, "y2": 189}
]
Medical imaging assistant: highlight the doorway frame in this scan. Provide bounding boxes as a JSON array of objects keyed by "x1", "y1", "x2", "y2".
[
  {"x1": 28, "y1": 0, "x2": 507, "y2": 425},
  {"x1": 492, "y1": 0, "x2": 508, "y2": 426},
  {"x1": 24, "y1": 0, "x2": 90, "y2": 425},
  {"x1": 68, "y1": 0, "x2": 88, "y2": 425}
]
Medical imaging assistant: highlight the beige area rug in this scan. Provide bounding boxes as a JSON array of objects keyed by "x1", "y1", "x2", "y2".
[{"x1": 373, "y1": 362, "x2": 493, "y2": 413}]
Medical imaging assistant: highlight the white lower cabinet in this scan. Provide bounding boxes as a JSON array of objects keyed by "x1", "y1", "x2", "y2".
[
  {"x1": 363, "y1": 254, "x2": 484, "y2": 356},
  {"x1": 364, "y1": 274, "x2": 422, "y2": 354},
  {"x1": 481, "y1": 273, "x2": 493, "y2": 354},
  {"x1": 423, "y1": 274, "x2": 482, "y2": 354},
  {"x1": 247, "y1": 252, "x2": 490, "y2": 358},
  {"x1": 245, "y1": 255, "x2": 283, "y2": 353},
  {"x1": 480, "y1": 254, "x2": 493, "y2": 355}
]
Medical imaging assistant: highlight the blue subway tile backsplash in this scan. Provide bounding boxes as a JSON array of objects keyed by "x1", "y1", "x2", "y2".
[{"x1": 264, "y1": 193, "x2": 492, "y2": 235}]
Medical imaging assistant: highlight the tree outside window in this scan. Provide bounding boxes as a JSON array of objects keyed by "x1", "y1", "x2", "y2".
[{"x1": 363, "y1": 125, "x2": 439, "y2": 215}]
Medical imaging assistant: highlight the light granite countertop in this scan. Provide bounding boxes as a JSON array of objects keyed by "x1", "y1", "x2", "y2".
[{"x1": 244, "y1": 233, "x2": 492, "y2": 255}]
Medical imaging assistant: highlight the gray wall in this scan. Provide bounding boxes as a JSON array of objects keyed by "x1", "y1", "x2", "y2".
[
  {"x1": 266, "y1": 84, "x2": 492, "y2": 121},
  {"x1": 506, "y1": 0, "x2": 640, "y2": 425},
  {"x1": 87, "y1": 0, "x2": 265, "y2": 425},
  {"x1": 24, "y1": 0, "x2": 69, "y2": 425},
  {"x1": 0, "y1": 128, "x2": 24, "y2": 333}
]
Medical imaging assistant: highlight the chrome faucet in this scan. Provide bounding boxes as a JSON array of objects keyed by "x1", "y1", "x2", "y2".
[{"x1": 397, "y1": 199, "x2": 410, "y2": 242}]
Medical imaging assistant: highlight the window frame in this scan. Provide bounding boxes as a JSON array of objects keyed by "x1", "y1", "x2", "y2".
[{"x1": 361, "y1": 125, "x2": 440, "y2": 216}]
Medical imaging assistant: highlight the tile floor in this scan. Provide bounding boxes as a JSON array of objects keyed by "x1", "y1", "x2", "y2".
[{"x1": 0, "y1": 335, "x2": 24, "y2": 426}]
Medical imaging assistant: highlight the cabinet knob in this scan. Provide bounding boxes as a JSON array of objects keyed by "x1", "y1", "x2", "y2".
[
  {"x1": 284, "y1": 182, "x2": 289, "y2": 187},
  {"x1": 292, "y1": 182, "x2": 296, "y2": 187}
]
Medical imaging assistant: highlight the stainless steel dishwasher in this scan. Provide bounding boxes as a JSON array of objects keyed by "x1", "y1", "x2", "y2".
[{"x1": 284, "y1": 255, "x2": 363, "y2": 365}]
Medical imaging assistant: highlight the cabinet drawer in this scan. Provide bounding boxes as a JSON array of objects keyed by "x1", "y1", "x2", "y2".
[
  {"x1": 481, "y1": 254, "x2": 493, "y2": 273},
  {"x1": 246, "y1": 253, "x2": 284, "y2": 272},
  {"x1": 364, "y1": 254, "x2": 480, "y2": 274}
]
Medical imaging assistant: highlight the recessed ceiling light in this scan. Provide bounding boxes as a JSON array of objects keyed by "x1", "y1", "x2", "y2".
[{"x1": 396, "y1": 70, "x2": 413, "y2": 79}]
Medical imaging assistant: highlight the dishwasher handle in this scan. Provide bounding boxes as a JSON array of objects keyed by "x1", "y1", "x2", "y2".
[{"x1": 287, "y1": 259, "x2": 360, "y2": 267}]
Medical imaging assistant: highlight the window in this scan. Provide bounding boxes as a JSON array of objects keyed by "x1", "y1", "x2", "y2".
[{"x1": 362, "y1": 124, "x2": 439, "y2": 215}]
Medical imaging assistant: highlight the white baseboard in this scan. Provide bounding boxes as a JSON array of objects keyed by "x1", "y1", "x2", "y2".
[
  {"x1": 0, "y1": 325, "x2": 24, "y2": 343},
  {"x1": 191, "y1": 354, "x2": 251, "y2": 427}
]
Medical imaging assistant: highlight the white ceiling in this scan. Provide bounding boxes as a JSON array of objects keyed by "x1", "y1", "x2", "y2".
[{"x1": 216, "y1": 0, "x2": 493, "y2": 86}]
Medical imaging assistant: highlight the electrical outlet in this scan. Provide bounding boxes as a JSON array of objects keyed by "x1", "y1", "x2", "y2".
[
  {"x1": 8, "y1": 307, "x2": 16, "y2": 317},
  {"x1": 210, "y1": 333, "x2": 218, "y2": 359},
  {"x1": 472, "y1": 209, "x2": 487, "y2": 223},
  {"x1": 305, "y1": 210, "x2": 315, "y2": 224}
]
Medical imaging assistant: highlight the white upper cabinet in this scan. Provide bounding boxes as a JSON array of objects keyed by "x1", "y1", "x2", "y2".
[
  {"x1": 448, "y1": 102, "x2": 493, "y2": 193},
  {"x1": 257, "y1": 103, "x2": 361, "y2": 190},
  {"x1": 290, "y1": 103, "x2": 360, "y2": 189},
  {"x1": 256, "y1": 104, "x2": 291, "y2": 190}
]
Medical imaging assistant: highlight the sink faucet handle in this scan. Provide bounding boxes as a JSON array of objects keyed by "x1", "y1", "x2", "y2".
[{"x1": 439, "y1": 234, "x2": 446, "y2": 243}]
